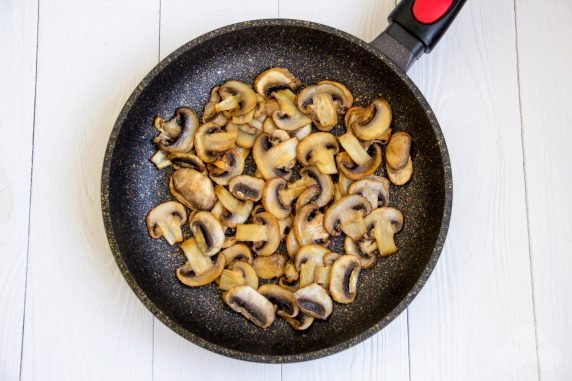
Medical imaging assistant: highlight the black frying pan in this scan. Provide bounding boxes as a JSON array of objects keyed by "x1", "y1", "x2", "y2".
[{"x1": 102, "y1": 0, "x2": 464, "y2": 363}]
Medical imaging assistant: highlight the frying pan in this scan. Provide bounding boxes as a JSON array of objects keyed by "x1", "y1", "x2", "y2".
[{"x1": 102, "y1": 0, "x2": 465, "y2": 363}]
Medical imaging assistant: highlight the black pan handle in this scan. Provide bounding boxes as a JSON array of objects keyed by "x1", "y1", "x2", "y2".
[{"x1": 371, "y1": 0, "x2": 467, "y2": 72}]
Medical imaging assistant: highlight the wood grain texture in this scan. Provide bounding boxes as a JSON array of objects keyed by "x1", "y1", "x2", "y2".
[
  {"x1": 153, "y1": 1, "x2": 281, "y2": 380},
  {"x1": 0, "y1": 0, "x2": 37, "y2": 380},
  {"x1": 279, "y1": 1, "x2": 409, "y2": 381},
  {"x1": 516, "y1": 0, "x2": 572, "y2": 378},
  {"x1": 406, "y1": 0, "x2": 539, "y2": 380},
  {"x1": 20, "y1": 0, "x2": 159, "y2": 380}
]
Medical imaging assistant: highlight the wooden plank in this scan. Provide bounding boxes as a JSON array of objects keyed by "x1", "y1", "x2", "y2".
[
  {"x1": 0, "y1": 0, "x2": 38, "y2": 379},
  {"x1": 20, "y1": 0, "x2": 159, "y2": 380},
  {"x1": 515, "y1": 0, "x2": 572, "y2": 379},
  {"x1": 279, "y1": 1, "x2": 410, "y2": 381},
  {"x1": 153, "y1": 1, "x2": 282, "y2": 380},
  {"x1": 406, "y1": 0, "x2": 539, "y2": 380}
]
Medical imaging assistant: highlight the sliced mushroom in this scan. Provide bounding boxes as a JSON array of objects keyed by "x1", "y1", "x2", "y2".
[
  {"x1": 348, "y1": 176, "x2": 390, "y2": 208},
  {"x1": 252, "y1": 132, "x2": 298, "y2": 180},
  {"x1": 324, "y1": 195, "x2": 372, "y2": 241},
  {"x1": 228, "y1": 175, "x2": 265, "y2": 202},
  {"x1": 284, "y1": 312, "x2": 314, "y2": 331},
  {"x1": 216, "y1": 80, "x2": 257, "y2": 116},
  {"x1": 297, "y1": 132, "x2": 339, "y2": 175},
  {"x1": 194, "y1": 122, "x2": 238, "y2": 163},
  {"x1": 345, "y1": 98, "x2": 392, "y2": 141},
  {"x1": 338, "y1": 131, "x2": 373, "y2": 167},
  {"x1": 344, "y1": 236, "x2": 377, "y2": 269},
  {"x1": 214, "y1": 185, "x2": 253, "y2": 227},
  {"x1": 189, "y1": 211, "x2": 224, "y2": 257},
  {"x1": 364, "y1": 207, "x2": 404, "y2": 256},
  {"x1": 222, "y1": 228, "x2": 237, "y2": 249},
  {"x1": 338, "y1": 172, "x2": 353, "y2": 196},
  {"x1": 202, "y1": 86, "x2": 229, "y2": 126},
  {"x1": 258, "y1": 284, "x2": 299, "y2": 318},
  {"x1": 207, "y1": 149, "x2": 244, "y2": 186},
  {"x1": 226, "y1": 122, "x2": 261, "y2": 149},
  {"x1": 150, "y1": 150, "x2": 172, "y2": 169},
  {"x1": 153, "y1": 108, "x2": 199, "y2": 153},
  {"x1": 218, "y1": 261, "x2": 258, "y2": 290},
  {"x1": 271, "y1": 89, "x2": 312, "y2": 131},
  {"x1": 167, "y1": 152, "x2": 205, "y2": 171},
  {"x1": 278, "y1": 215, "x2": 293, "y2": 239},
  {"x1": 279, "y1": 261, "x2": 300, "y2": 292},
  {"x1": 223, "y1": 285, "x2": 275, "y2": 328},
  {"x1": 222, "y1": 243, "x2": 253, "y2": 266},
  {"x1": 176, "y1": 238, "x2": 225, "y2": 287},
  {"x1": 385, "y1": 132, "x2": 413, "y2": 185},
  {"x1": 235, "y1": 211, "x2": 280, "y2": 256},
  {"x1": 313, "y1": 266, "x2": 331, "y2": 288},
  {"x1": 170, "y1": 168, "x2": 216, "y2": 210},
  {"x1": 286, "y1": 229, "x2": 300, "y2": 259},
  {"x1": 330, "y1": 255, "x2": 361, "y2": 304},
  {"x1": 253, "y1": 253, "x2": 288, "y2": 279},
  {"x1": 336, "y1": 143, "x2": 382, "y2": 180},
  {"x1": 296, "y1": 81, "x2": 353, "y2": 131},
  {"x1": 294, "y1": 203, "x2": 330, "y2": 246},
  {"x1": 262, "y1": 174, "x2": 316, "y2": 219},
  {"x1": 254, "y1": 67, "x2": 301, "y2": 98},
  {"x1": 296, "y1": 166, "x2": 335, "y2": 208},
  {"x1": 387, "y1": 157, "x2": 413, "y2": 186},
  {"x1": 294, "y1": 244, "x2": 329, "y2": 287},
  {"x1": 146, "y1": 201, "x2": 187, "y2": 245},
  {"x1": 294, "y1": 283, "x2": 333, "y2": 320},
  {"x1": 295, "y1": 184, "x2": 321, "y2": 211}
]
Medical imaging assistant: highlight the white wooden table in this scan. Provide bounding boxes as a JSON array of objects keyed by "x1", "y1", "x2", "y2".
[{"x1": 2, "y1": 0, "x2": 570, "y2": 379}]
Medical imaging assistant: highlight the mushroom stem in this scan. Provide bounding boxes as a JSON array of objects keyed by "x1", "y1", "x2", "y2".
[
  {"x1": 270, "y1": 137, "x2": 298, "y2": 168},
  {"x1": 215, "y1": 95, "x2": 240, "y2": 112},
  {"x1": 313, "y1": 93, "x2": 338, "y2": 128},
  {"x1": 180, "y1": 238, "x2": 213, "y2": 275},
  {"x1": 235, "y1": 224, "x2": 270, "y2": 241},
  {"x1": 314, "y1": 266, "x2": 331, "y2": 286},
  {"x1": 313, "y1": 149, "x2": 338, "y2": 175},
  {"x1": 218, "y1": 269, "x2": 245, "y2": 291},
  {"x1": 338, "y1": 132, "x2": 371, "y2": 166},
  {"x1": 150, "y1": 150, "x2": 172, "y2": 169},
  {"x1": 156, "y1": 219, "x2": 182, "y2": 245},
  {"x1": 299, "y1": 262, "x2": 316, "y2": 288},
  {"x1": 372, "y1": 220, "x2": 398, "y2": 256},
  {"x1": 341, "y1": 212, "x2": 368, "y2": 241},
  {"x1": 278, "y1": 175, "x2": 315, "y2": 205}
]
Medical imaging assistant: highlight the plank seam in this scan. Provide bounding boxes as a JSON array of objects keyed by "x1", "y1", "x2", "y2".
[
  {"x1": 406, "y1": 308, "x2": 412, "y2": 381},
  {"x1": 512, "y1": 0, "x2": 541, "y2": 379}
]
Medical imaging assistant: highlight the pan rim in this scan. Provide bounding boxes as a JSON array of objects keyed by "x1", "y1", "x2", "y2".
[{"x1": 101, "y1": 18, "x2": 452, "y2": 363}]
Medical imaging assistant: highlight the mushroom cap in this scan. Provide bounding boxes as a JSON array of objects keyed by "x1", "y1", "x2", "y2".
[
  {"x1": 252, "y1": 132, "x2": 298, "y2": 180},
  {"x1": 167, "y1": 152, "x2": 205, "y2": 172},
  {"x1": 295, "y1": 184, "x2": 321, "y2": 212},
  {"x1": 387, "y1": 156, "x2": 413, "y2": 186},
  {"x1": 145, "y1": 201, "x2": 187, "y2": 245},
  {"x1": 297, "y1": 132, "x2": 340, "y2": 175},
  {"x1": 258, "y1": 284, "x2": 299, "y2": 318},
  {"x1": 294, "y1": 203, "x2": 330, "y2": 246},
  {"x1": 348, "y1": 176, "x2": 390, "y2": 208},
  {"x1": 336, "y1": 143, "x2": 382, "y2": 180},
  {"x1": 329, "y1": 255, "x2": 361, "y2": 304},
  {"x1": 169, "y1": 168, "x2": 216, "y2": 210},
  {"x1": 153, "y1": 107, "x2": 199, "y2": 154},
  {"x1": 298, "y1": 166, "x2": 335, "y2": 207},
  {"x1": 262, "y1": 177, "x2": 291, "y2": 219},
  {"x1": 218, "y1": 80, "x2": 258, "y2": 116},
  {"x1": 364, "y1": 207, "x2": 404, "y2": 235},
  {"x1": 385, "y1": 131, "x2": 412, "y2": 170},
  {"x1": 228, "y1": 175, "x2": 265, "y2": 202},
  {"x1": 344, "y1": 236, "x2": 377, "y2": 269},
  {"x1": 214, "y1": 185, "x2": 254, "y2": 227},
  {"x1": 253, "y1": 253, "x2": 288, "y2": 279},
  {"x1": 189, "y1": 211, "x2": 225, "y2": 257},
  {"x1": 207, "y1": 149, "x2": 245, "y2": 186},
  {"x1": 176, "y1": 253, "x2": 225, "y2": 287},
  {"x1": 296, "y1": 81, "x2": 353, "y2": 131},
  {"x1": 221, "y1": 243, "x2": 253, "y2": 266},
  {"x1": 223, "y1": 285, "x2": 275, "y2": 328},
  {"x1": 293, "y1": 283, "x2": 333, "y2": 320},
  {"x1": 194, "y1": 122, "x2": 238, "y2": 163},
  {"x1": 345, "y1": 98, "x2": 392, "y2": 141},
  {"x1": 254, "y1": 67, "x2": 301, "y2": 98},
  {"x1": 251, "y1": 212, "x2": 281, "y2": 256},
  {"x1": 323, "y1": 194, "x2": 372, "y2": 237}
]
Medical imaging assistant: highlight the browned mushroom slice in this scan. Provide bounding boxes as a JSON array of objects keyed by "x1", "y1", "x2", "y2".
[
  {"x1": 294, "y1": 245, "x2": 330, "y2": 287},
  {"x1": 223, "y1": 286, "x2": 275, "y2": 328},
  {"x1": 296, "y1": 81, "x2": 353, "y2": 131},
  {"x1": 336, "y1": 143, "x2": 382, "y2": 180},
  {"x1": 344, "y1": 236, "x2": 377, "y2": 269},
  {"x1": 345, "y1": 98, "x2": 392, "y2": 141},
  {"x1": 279, "y1": 260, "x2": 300, "y2": 292},
  {"x1": 228, "y1": 175, "x2": 265, "y2": 202},
  {"x1": 286, "y1": 229, "x2": 300, "y2": 259},
  {"x1": 284, "y1": 312, "x2": 314, "y2": 331},
  {"x1": 254, "y1": 68, "x2": 301, "y2": 98},
  {"x1": 294, "y1": 283, "x2": 333, "y2": 320},
  {"x1": 189, "y1": 211, "x2": 224, "y2": 257},
  {"x1": 258, "y1": 284, "x2": 299, "y2": 318},
  {"x1": 364, "y1": 207, "x2": 404, "y2": 256},
  {"x1": 278, "y1": 215, "x2": 293, "y2": 240},
  {"x1": 294, "y1": 203, "x2": 330, "y2": 246},
  {"x1": 176, "y1": 238, "x2": 225, "y2": 287},
  {"x1": 252, "y1": 132, "x2": 298, "y2": 180},
  {"x1": 330, "y1": 255, "x2": 361, "y2": 304},
  {"x1": 235, "y1": 211, "x2": 280, "y2": 256},
  {"x1": 153, "y1": 108, "x2": 199, "y2": 153},
  {"x1": 194, "y1": 122, "x2": 238, "y2": 163},
  {"x1": 170, "y1": 168, "x2": 216, "y2": 210},
  {"x1": 167, "y1": 152, "x2": 205, "y2": 171},
  {"x1": 150, "y1": 150, "x2": 172, "y2": 169},
  {"x1": 338, "y1": 132, "x2": 373, "y2": 167},
  {"x1": 348, "y1": 176, "x2": 390, "y2": 208},
  {"x1": 324, "y1": 195, "x2": 372, "y2": 241},
  {"x1": 338, "y1": 172, "x2": 353, "y2": 196},
  {"x1": 387, "y1": 156, "x2": 413, "y2": 186},
  {"x1": 207, "y1": 149, "x2": 244, "y2": 186},
  {"x1": 385, "y1": 132, "x2": 412, "y2": 169},
  {"x1": 214, "y1": 185, "x2": 253, "y2": 227},
  {"x1": 297, "y1": 132, "x2": 340, "y2": 175},
  {"x1": 221, "y1": 243, "x2": 253, "y2": 266},
  {"x1": 271, "y1": 89, "x2": 312, "y2": 131},
  {"x1": 253, "y1": 253, "x2": 288, "y2": 279},
  {"x1": 202, "y1": 86, "x2": 229, "y2": 126},
  {"x1": 216, "y1": 80, "x2": 257, "y2": 116},
  {"x1": 218, "y1": 261, "x2": 258, "y2": 290},
  {"x1": 146, "y1": 201, "x2": 187, "y2": 245}
]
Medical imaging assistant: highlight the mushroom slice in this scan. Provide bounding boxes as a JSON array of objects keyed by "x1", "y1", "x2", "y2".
[
  {"x1": 348, "y1": 176, "x2": 390, "y2": 208},
  {"x1": 146, "y1": 201, "x2": 187, "y2": 245},
  {"x1": 226, "y1": 122, "x2": 261, "y2": 149},
  {"x1": 223, "y1": 286, "x2": 275, "y2": 329},
  {"x1": 217, "y1": 80, "x2": 257, "y2": 116},
  {"x1": 235, "y1": 211, "x2": 280, "y2": 256},
  {"x1": 170, "y1": 168, "x2": 216, "y2": 210},
  {"x1": 214, "y1": 185, "x2": 254, "y2": 227},
  {"x1": 338, "y1": 132, "x2": 373, "y2": 167},
  {"x1": 150, "y1": 150, "x2": 172, "y2": 169},
  {"x1": 202, "y1": 86, "x2": 229, "y2": 126},
  {"x1": 345, "y1": 98, "x2": 392, "y2": 141},
  {"x1": 254, "y1": 67, "x2": 301, "y2": 98},
  {"x1": 338, "y1": 172, "x2": 353, "y2": 196},
  {"x1": 228, "y1": 175, "x2": 265, "y2": 202},
  {"x1": 296, "y1": 81, "x2": 353, "y2": 131},
  {"x1": 297, "y1": 132, "x2": 340, "y2": 175},
  {"x1": 294, "y1": 204, "x2": 330, "y2": 246},
  {"x1": 207, "y1": 149, "x2": 244, "y2": 186},
  {"x1": 258, "y1": 284, "x2": 299, "y2": 318},
  {"x1": 278, "y1": 215, "x2": 293, "y2": 240},
  {"x1": 194, "y1": 122, "x2": 238, "y2": 163},
  {"x1": 344, "y1": 236, "x2": 377, "y2": 269},
  {"x1": 297, "y1": 166, "x2": 334, "y2": 208},
  {"x1": 262, "y1": 174, "x2": 316, "y2": 219},
  {"x1": 364, "y1": 207, "x2": 404, "y2": 256},
  {"x1": 222, "y1": 228, "x2": 237, "y2": 249},
  {"x1": 330, "y1": 255, "x2": 362, "y2": 304},
  {"x1": 271, "y1": 89, "x2": 312, "y2": 131},
  {"x1": 176, "y1": 238, "x2": 225, "y2": 287},
  {"x1": 222, "y1": 243, "x2": 253, "y2": 266},
  {"x1": 218, "y1": 261, "x2": 258, "y2": 290},
  {"x1": 294, "y1": 244, "x2": 330, "y2": 287},
  {"x1": 385, "y1": 132, "x2": 412, "y2": 170},
  {"x1": 284, "y1": 312, "x2": 314, "y2": 331},
  {"x1": 286, "y1": 229, "x2": 300, "y2": 259},
  {"x1": 324, "y1": 195, "x2": 372, "y2": 241},
  {"x1": 294, "y1": 283, "x2": 333, "y2": 320},
  {"x1": 253, "y1": 253, "x2": 288, "y2": 279},
  {"x1": 190, "y1": 211, "x2": 224, "y2": 257},
  {"x1": 279, "y1": 261, "x2": 300, "y2": 292},
  {"x1": 167, "y1": 152, "x2": 205, "y2": 172},
  {"x1": 387, "y1": 157, "x2": 413, "y2": 186},
  {"x1": 295, "y1": 184, "x2": 321, "y2": 212},
  {"x1": 153, "y1": 107, "x2": 199, "y2": 153},
  {"x1": 252, "y1": 132, "x2": 298, "y2": 180},
  {"x1": 336, "y1": 143, "x2": 382, "y2": 180}
]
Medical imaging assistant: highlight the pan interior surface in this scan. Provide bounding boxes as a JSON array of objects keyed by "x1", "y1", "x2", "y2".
[{"x1": 104, "y1": 22, "x2": 448, "y2": 362}]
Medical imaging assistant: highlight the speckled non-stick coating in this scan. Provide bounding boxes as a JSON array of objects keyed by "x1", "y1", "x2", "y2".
[{"x1": 101, "y1": 19, "x2": 452, "y2": 363}]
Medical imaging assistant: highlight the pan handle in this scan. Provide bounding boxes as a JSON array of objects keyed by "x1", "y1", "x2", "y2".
[{"x1": 370, "y1": 0, "x2": 467, "y2": 72}]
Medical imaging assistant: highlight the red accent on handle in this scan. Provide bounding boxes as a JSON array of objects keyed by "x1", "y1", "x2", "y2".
[{"x1": 412, "y1": 0, "x2": 454, "y2": 24}]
